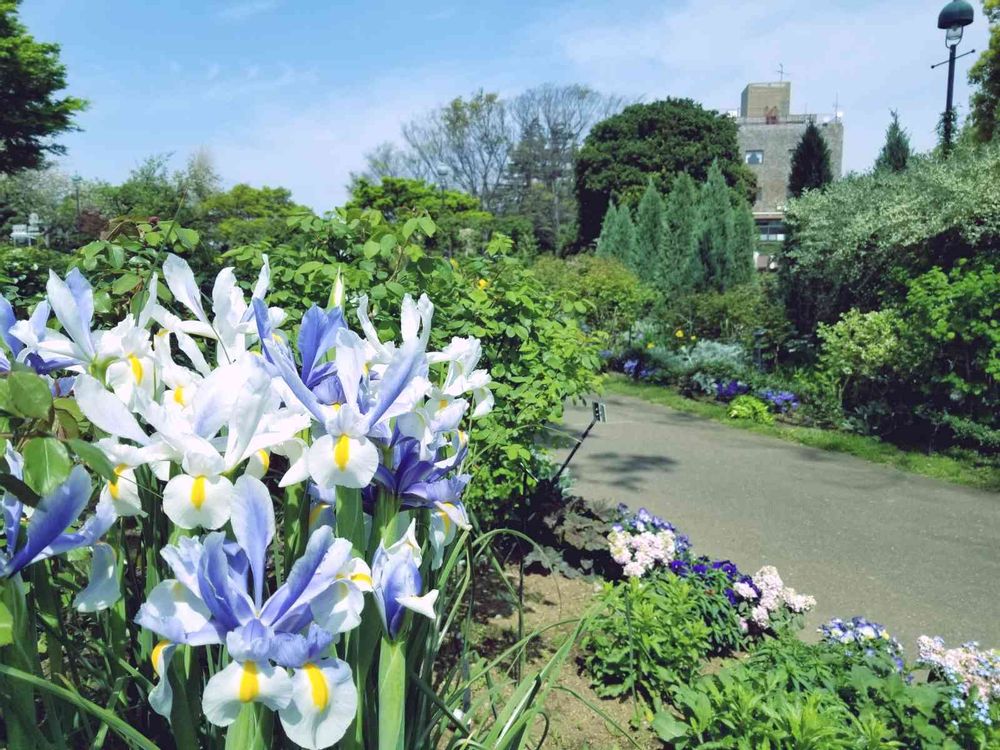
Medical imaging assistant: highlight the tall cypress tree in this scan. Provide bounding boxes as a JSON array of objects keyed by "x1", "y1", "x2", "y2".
[
  {"x1": 595, "y1": 200, "x2": 639, "y2": 270},
  {"x1": 697, "y1": 161, "x2": 735, "y2": 291},
  {"x1": 731, "y1": 199, "x2": 758, "y2": 285},
  {"x1": 874, "y1": 110, "x2": 911, "y2": 172},
  {"x1": 635, "y1": 179, "x2": 666, "y2": 270},
  {"x1": 788, "y1": 121, "x2": 833, "y2": 197},
  {"x1": 662, "y1": 173, "x2": 702, "y2": 294}
]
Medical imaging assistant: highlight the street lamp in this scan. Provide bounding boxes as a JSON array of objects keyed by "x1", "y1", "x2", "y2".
[
  {"x1": 435, "y1": 163, "x2": 450, "y2": 257},
  {"x1": 933, "y1": 0, "x2": 975, "y2": 151},
  {"x1": 71, "y1": 173, "x2": 82, "y2": 217}
]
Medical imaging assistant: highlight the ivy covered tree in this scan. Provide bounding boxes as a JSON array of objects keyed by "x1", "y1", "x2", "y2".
[
  {"x1": 0, "y1": 0, "x2": 86, "y2": 174},
  {"x1": 788, "y1": 121, "x2": 833, "y2": 197},
  {"x1": 661, "y1": 173, "x2": 702, "y2": 295},
  {"x1": 575, "y1": 98, "x2": 755, "y2": 247},
  {"x1": 635, "y1": 179, "x2": 667, "y2": 278},
  {"x1": 595, "y1": 200, "x2": 638, "y2": 270},
  {"x1": 697, "y1": 162, "x2": 736, "y2": 291},
  {"x1": 969, "y1": 0, "x2": 1000, "y2": 143},
  {"x1": 874, "y1": 110, "x2": 911, "y2": 172}
]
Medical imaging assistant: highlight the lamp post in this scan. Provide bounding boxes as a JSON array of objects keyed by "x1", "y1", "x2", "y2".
[
  {"x1": 71, "y1": 173, "x2": 82, "y2": 218},
  {"x1": 933, "y1": 0, "x2": 975, "y2": 152},
  {"x1": 435, "y1": 163, "x2": 450, "y2": 257}
]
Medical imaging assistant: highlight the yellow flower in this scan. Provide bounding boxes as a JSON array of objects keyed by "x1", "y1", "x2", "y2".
[
  {"x1": 690, "y1": 335, "x2": 698, "y2": 342},
  {"x1": 450, "y1": 258, "x2": 459, "y2": 269},
  {"x1": 645, "y1": 342, "x2": 654, "y2": 350},
  {"x1": 477, "y1": 278, "x2": 489, "y2": 290},
  {"x1": 674, "y1": 329, "x2": 685, "y2": 339}
]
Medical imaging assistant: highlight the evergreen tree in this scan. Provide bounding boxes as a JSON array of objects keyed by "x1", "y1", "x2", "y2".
[
  {"x1": 731, "y1": 199, "x2": 758, "y2": 285},
  {"x1": 595, "y1": 200, "x2": 639, "y2": 269},
  {"x1": 661, "y1": 173, "x2": 702, "y2": 294},
  {"x1": 635, "y1": 179, "x2": 666, "y2": 270},
  {"x1": 697, "y1": 161, "x2": 735, "y2": 291},
  {"x1": 874, "y1": 110, "x2": 911, "y2": 172},
  {"x1": 788, "y1": 121, "x2": 833, "y2": 197}
]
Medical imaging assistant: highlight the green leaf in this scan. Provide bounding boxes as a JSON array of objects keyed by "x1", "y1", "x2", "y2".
[
  {"x1": 7, "y1": 371, "x2": 53, "y2": 419},
  {"x1": 111, "y1": 272, "x2": 142, "y2": 295},
  {"x1": 379, "y1": 234, "x2": 398, "y2": 253},
  {"x1": 417, "y1": 215, "x2": 436, "y2": 237},
  {"x1": 22, "y1": 437, "x2": 72, "y2": 497},
  {"x1": 66, "y1": 439, "x2": 116, "y2": 482},
  {"x1": 651, "y1": 711, "x2": 688, "y2": 741}
]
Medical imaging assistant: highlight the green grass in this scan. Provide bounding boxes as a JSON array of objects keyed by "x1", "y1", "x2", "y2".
[{"x1": 605, "y1": 375, "x2": 1000, "y2": 493}]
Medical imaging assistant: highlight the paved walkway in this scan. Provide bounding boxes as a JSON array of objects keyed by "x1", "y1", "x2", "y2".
[{"x1": 553, "y1": 393, "x2": 1000, "y2": 651}]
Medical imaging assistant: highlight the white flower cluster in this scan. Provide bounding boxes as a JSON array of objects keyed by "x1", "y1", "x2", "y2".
[
  {"x1": 608, "y1": 527, "x2": 677, "y2": 578},
  {"x1": 735, "y1": 565, "x2": 816, "y2": 630}
]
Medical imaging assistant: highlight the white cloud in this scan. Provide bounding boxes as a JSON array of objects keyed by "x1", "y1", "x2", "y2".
[{"x1": 214, "y1": 0, "x2": 278, "y2": 21}]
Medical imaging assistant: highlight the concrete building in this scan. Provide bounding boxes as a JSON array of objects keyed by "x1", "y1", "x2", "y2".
[{"x1": 733, "y1": 82, "x2": 844, "y2": 265}]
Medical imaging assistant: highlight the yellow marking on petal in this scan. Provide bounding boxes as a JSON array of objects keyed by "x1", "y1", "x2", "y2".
[
  {"x1": 458, "y1": 430, "x2": 467, "y2": 445},
  {"x1": 333, "y1": 435, "x2": 350, "y2": 472},
  {"x1": 330, "y1": 403, "x2": 342, "y2": 412},
  {"x1": 151, "y1": 640, "x2": 170, "y2": 676},
  {"x1": 128, "y1": 355, "x2": 144, "y2": 384},
  {"x1": 363, "y1": 362, "x2": 370, "y2": 375},
  {"x1": 238, "y1": 662, "x2": 260, "y2": 703},
  {"x1": 350, "y1": 572, "x2": 372, "y2": 586},
  {"x1": 108, "y1": 464, "x2": 128, "y2": 500},
  {"x1": 156, "y1": 329, "x2": 169, "y2": 337},
  {"x1": 438, "y1": 399, "x2": 448, "y2": 411},
  {"x1": 257, "y1": 450, "x2": 270, "y2": 473},
  {"x1": 190, "y1": 476, "x2": 207, "y2": 509},
  {"x1": 173, "y1": 386, "x2": 185, "y2": 405},
  {"x1": 304, "y1": 663, "x2": 329, "y2": 711},
  {"x1": 309, "y1": 502, "x2": 330, "y2": 527},
  {"x1": 439, "y1": 502, "x2": 457, "y2": 534}
]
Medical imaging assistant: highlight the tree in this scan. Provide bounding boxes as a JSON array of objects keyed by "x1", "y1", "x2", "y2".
[
  {"x1": 595, "y1": 201, "x2": 638, "y2": 270},
  {"x1": 730, "y1": 199, "x2": 758, "y2": 285},
  {"x1": 788, "y1": 121, "x2": 833, "y2": 197},
  {"x1": 574, "y1": 98, "x2": 755, "y2": 248},
  {"x1": 0, "y1": 1, "x2": 86, "y2": 174},
  {"x1": 697, "y1": 161, "x2": 736, "y2": 291},
  {"x1": 874, "y1": 110, "x2": 911, "y2": 172},
  {"x1": 969, "y1": 0, "x2": 1000, "y2": 143},
  {"x1": 662, "y1": 173, "x2": 702, "y2": 295},
  {"x1": 634, "y1": 179, "x2": 666, "y2": 272},
  {"x1": 197, "y1": 183, "x2": 309, "y2": 249}
]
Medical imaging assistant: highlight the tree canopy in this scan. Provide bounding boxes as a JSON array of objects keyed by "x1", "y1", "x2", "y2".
[
  {"x1": 788, "y1": 121, "x2": 833, "y2": 198},
  {"x1": 969, "y1": 0, "x2": 1000, "y2": 143},
  {"x1": 573, "y1": 98, "x2": 754, "y2": 248},
  {"x1": 0, "y1": 0, "x2": 86, "y2": 174},
  {"x1": 874, "y1": 110, "x2": 911, "y2": 173}
]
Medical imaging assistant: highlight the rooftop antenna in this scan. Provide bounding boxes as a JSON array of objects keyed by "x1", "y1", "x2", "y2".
[{"x1": 776, "y1": 63, "x2": 786, "y2": 82}]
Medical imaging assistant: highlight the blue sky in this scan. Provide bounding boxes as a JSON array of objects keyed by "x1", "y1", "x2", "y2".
[{"x1": 22, "y1": 0, "x2": 991, "y2": 210}]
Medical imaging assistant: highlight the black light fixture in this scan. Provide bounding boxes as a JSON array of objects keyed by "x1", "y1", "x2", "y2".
[{"x1": 932, "y1": 1, "x2": 975, "y2": 152}]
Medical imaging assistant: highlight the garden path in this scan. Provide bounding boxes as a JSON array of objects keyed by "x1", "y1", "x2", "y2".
[{"x1": 554, "y1": 392, "x2": 1000, "y2": 651}]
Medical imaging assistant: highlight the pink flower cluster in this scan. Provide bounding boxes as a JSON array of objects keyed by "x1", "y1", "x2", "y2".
[
  {"x1": 608, "y1": 528, "x2": 677, "y2": 578},
  {"x1": 735, "y1": 565, "x2": 816, "y2": 629},
  {"x1": 918, "y1": 636, "x2": 1000, "y2": 703}
]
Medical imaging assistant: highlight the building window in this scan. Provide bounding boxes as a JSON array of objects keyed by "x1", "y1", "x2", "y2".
[
  {"x1": 756, "y1": 219, "x2": 785, "y2": 242},
  {"x1": 745, "y1": 150, "x2": 764, "y2": 165}
]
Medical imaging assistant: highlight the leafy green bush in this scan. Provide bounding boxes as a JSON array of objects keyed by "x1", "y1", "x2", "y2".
[
  {"x1": 654, "y1": 636, "x2": 1000, "y2": 749},
  {"x1": 531, "y1": 253, "x2": 655, "y2": 348},
  {"x1": 0, "y1": 243, "x2": 72, "y2": 306},
  {"x1": 778, "y1": 144, "x2": 1000, "y2": 335},
  {"x1": 581, "y1": 572, "x2": 712, "y2": 708},
  {"x1": 727, "y1": 395, "x2": 774, "y2": 425}
]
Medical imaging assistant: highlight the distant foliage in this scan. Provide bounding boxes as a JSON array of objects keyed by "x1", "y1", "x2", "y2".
[
  {"x1": 969, "y1": 1, "x2": 1000, "y2": 143},
  {"x1": 874, "y1": 110, "x2": 911, "y2": 172},
  {"x1": 594, "y1": 200, "x2": 638, "y2": 269}
]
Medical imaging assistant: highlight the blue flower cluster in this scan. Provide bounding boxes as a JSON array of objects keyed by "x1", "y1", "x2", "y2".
[
  {"x1": 622, "y1": 358, "x2": 655, "y2": 380},
  {"x1": 820, "y1": 616, "x2": 906, "y2": 673},
  {"x1": 613, "y1": 504, "x2": 691, "y2": 556},
  {"x1": 760, "y1": 389, "x2": 800, "y2": 413},
  {"x1": 669, "y1": 557, "x2": 756, "y2": 606},
  {"x1": 715, "y1": 380, "x2": 749, "y2": 401}
]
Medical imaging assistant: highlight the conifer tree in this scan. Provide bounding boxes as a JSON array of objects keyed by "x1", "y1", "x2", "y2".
[
  {"x1": 731, "y1": 200, "x2": 758, "y2": 285},
  {"x1": 662, "y1": 172, "x2": 702, "y2": 294},
  {"x1": 874, "y1": 110, "x2": 911, "y2": 172},
  {"x1": 788, "y1": 121, "x2": 833, "y2": 197},
  {"x1": 697, "y1": 161, "x2": 735, "y2": 291},
  {"x1": 635, "y1": 179, "x2": 666, "y2": 272},
  {"x1": 595, "y1": 200, "x2": 639, "y2": 270}
]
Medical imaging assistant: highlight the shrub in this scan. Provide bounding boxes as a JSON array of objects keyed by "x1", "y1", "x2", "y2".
[
  {"x1": 531, "y1": 253, "x2": 655, "y2": 348},
  {"x1": 581, "y1": 572, "x2": 712, "y2": 707},
  {"x1": 727, "y1": 395, "x2": 774, "y2": 424},
  {"x1": 0, "y1": 243, "x2": 72, "y2": 306}
]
